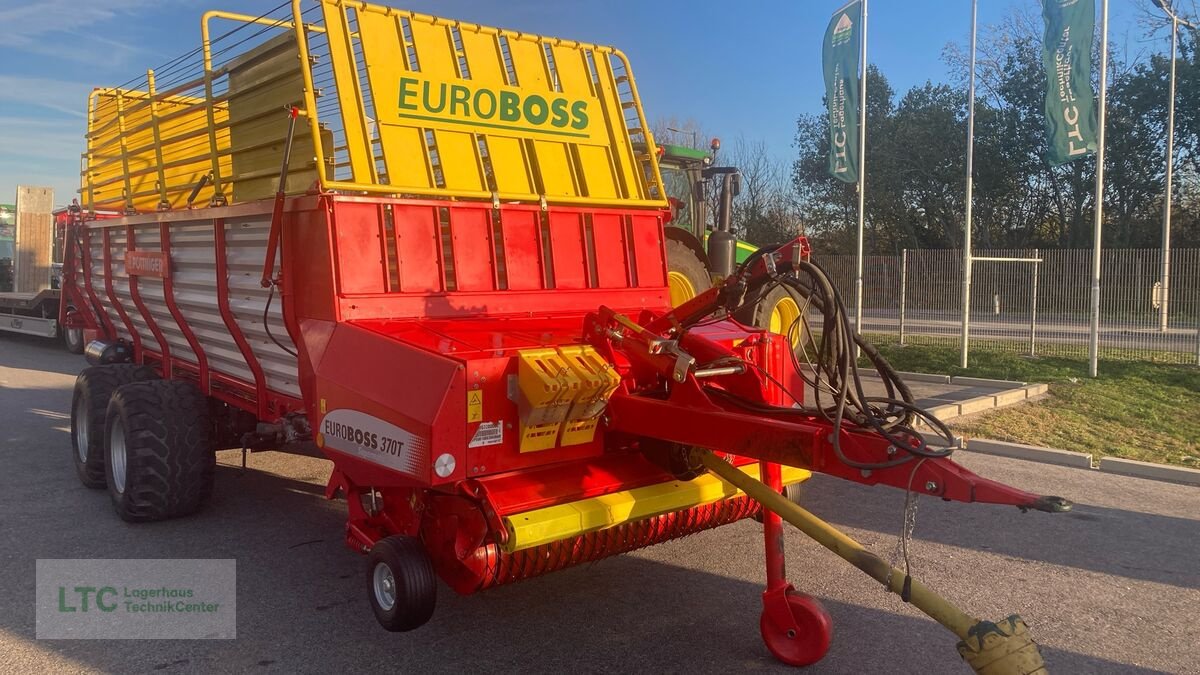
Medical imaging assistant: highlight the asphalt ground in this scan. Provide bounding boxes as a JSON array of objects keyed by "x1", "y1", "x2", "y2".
[{"x1": 2, "y1": 333, "x2": 1198, "y2": 674}]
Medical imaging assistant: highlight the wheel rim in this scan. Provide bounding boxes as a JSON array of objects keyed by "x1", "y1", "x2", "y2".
[
  {"x1": 73, "y1": 394, "x2": 89, "y2": 463},
  {"x1": 373, "y1": 562, "x2": 397, "y2": 611},
  {"x1": 66, "y1": 328, "x2": 83, "y2": 350},
  {"x1": 768, "y1": 296, "x2": 802, "y2": 346},
  {"x1": 667, "y1": 270, "x2": 697, "y2": 307},
  {"x1": 109, "y1": 417, "x2": 127, "y2": 494},
  {"x1": 760, "y1": 592, "x2": 833, "y2": 667}
]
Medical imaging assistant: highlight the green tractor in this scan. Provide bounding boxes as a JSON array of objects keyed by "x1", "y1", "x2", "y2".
[{"x1": 658, "y1": 141, "x2": 802, "y2": 338}]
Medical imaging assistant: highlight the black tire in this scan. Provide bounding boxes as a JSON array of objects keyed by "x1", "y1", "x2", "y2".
[
  {"x1": 736, "y1": 284, "x2": 804, "y2": 343},
  {"x1": 62, "y1": 322, "x2": 85, "y2": 354},
  {"x1": 366, "y1": 535, "x2": 437, "y2": 632},
  {"x1": 70, "y1": 365, "x2": 158, "y2": 489},
  {"x1": 104, "y1": 379, "x2": 214, "y2": 522},
  {"x1": 665, "y1": 239, "x2": 711, "y2": 306}
]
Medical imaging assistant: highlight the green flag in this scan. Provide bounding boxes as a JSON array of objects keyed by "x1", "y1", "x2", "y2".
[
  {"x1": 1042, "y1": 0, "x2": 1097, "y2": 165},
  {"x1": 823, "y1": 1, "x2": 862, "y2": 183}
]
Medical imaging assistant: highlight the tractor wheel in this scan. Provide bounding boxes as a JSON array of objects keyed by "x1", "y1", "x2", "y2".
[
  {"x1": 70, "y1": 365, "x2": 158, "y2": 489},
  {"x1": 665, "y1": 239, "x2": 711, "y2": 307},
  {"x1": 366, "y1": 535, "x2": 437, "y2": 632},
  {"x1": 62, "y1": 311, "x2": 85, "y2": 354},
  {"x1": 104, "y1": 379, "x2": 214, "y2": 522},
  {"x1": 760, "y1": 591, "x2": 833, "y2": 667},
  {"x1": 739, "y1": 285, "x2": 804, "y2": 346}
]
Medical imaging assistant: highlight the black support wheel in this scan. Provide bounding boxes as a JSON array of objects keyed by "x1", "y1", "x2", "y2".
[
  {"x1": 70, "y1": 364, "x2": 158, "y2": 489},
  {"x1": 62, "y1": 315, "x2": 85, "y2": 354},
  {"x1": 665, "y1": 239, "x2": 712, "y2": 307},
  {"x1": 104, "y1": 379, "x2": 215, "y2": 522},
  {"x1": 366, "y1": 535, "x2": 437, "y2": 632}
]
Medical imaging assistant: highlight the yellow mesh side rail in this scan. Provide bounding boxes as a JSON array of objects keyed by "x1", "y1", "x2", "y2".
[
  {"x1": 296, "y1": 0, "x2": 667, "y2": 208},
  {"x1": 82, "y1": 10, "x2": 330, "y2": 213},
  {"x1": 80, "y1": 2, "x2": 665, "y2": 212}
]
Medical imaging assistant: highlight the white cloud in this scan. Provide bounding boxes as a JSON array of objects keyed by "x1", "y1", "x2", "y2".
[
  {"x1": 0, "y1": 117, "x2": 84, "y2": 160},
  {"x1": 0, "y1": 0, "x2": 165, "y2": 47},
  {"x1": 0, "y1": 76, "x2": 92, "y2": 117},
  {"x1": 0, "y1": 116, "x2": 85, "y2": 207}
]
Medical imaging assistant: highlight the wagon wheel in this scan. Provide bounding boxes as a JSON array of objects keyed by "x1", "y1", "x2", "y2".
[
  {"x1": 760, "y1": 590, "x2": 833, "y2": 667},
  {"x1": 367, "y1": 535, "x2": 437, "y2": 632}
]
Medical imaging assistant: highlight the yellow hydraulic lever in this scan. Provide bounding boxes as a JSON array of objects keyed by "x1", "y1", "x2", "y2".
[{"x1": 698, "y1": 450, "x2": 1048, "y2": 675}]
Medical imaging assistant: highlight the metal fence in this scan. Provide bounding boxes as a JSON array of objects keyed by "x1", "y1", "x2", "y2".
[{"x1": 814, "y1": 248, "x2": 1200, "y2": 365}]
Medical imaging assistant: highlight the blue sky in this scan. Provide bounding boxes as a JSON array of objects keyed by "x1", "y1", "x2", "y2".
[{"x1": 0, "y1": 0, "x2": 1157, "y2": 207}]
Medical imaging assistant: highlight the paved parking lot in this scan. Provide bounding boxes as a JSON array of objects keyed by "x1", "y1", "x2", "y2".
[{"x1": 1, "y1": 333, "x2": 1197, "y2": 673}]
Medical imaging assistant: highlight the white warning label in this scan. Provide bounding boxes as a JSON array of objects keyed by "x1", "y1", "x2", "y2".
[{"x1": 468, "y1": 421, "x2": 504, "y2": 448}]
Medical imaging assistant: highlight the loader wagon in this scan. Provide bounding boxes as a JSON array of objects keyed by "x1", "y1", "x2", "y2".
[{"x1": 63, "y1": 2, "x2": 1067, "y2": 670}]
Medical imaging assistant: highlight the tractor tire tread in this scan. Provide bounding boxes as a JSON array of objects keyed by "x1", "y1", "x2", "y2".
[
  {"x1": 106, "y1": 379, "x2": 213, "y2": 522},
  {"x1": 71, "y1": 364, "x2": 158, "y2": 488}
]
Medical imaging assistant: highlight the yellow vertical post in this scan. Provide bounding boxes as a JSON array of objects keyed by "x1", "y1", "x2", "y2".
[
  {"x1": 291, "y1": 0, "x2": 328, "y2": 188},
  {"x1": 114, "y1": 90, "x2": 136, "y2": 214},
  {"x1": 146, "y1": 69, "x2": 171, "y2": 210},
  {"x1": 612, "y1": 51, "x2": 665, "y2": 201},
  {"x1": 201, "y1": 14, "x2": 227, "y2": 205},
  {"x1": 83, "y1": 90, "x2": 99, "y2": 215}
]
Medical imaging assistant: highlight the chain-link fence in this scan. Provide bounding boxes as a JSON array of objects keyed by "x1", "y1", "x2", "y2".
[{"x1": 814, "y1": 248, "x2": 1200, "y2": 364}]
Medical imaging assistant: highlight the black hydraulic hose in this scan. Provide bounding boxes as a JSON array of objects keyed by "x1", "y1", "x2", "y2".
[{"x1": 683, "y1": 249, "x2": 956, "y2": 471}]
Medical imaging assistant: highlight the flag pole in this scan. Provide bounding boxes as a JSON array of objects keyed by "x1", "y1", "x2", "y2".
[
  {"x1": 853, "y1": 0, "x2": 868, "y2": 346},
  {"x1": 1088, "y1": 0, "x2": 1108, "y2": 378},
  {"x1": 960, "y1": 0, "x2": 978, "y2": 369}
]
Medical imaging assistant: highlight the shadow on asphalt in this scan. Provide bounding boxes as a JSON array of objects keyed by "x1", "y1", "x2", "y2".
[
  {"x1": 9, "y1": 457, "x2": 1168, "y2": 674},
  {"x1": 804, "y1": 474, "x2": 1200, "y2": 590},
  {"x1": 0, "y1": 333, "x2": 81, "y2": 375},
  {"x1": 1, "y1": 324, "x2": 1178, "y2": 672}
]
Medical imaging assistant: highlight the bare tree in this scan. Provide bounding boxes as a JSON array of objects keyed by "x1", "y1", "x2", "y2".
[
  {"x1": 722, "y1": 136, "x2": 804, "y2": 244},
  {"x1": 650, "y1": 117, "x2": 710, "y2": 149}
]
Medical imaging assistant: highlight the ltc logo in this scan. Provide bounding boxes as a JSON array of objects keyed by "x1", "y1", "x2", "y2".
[
  {"x1": 830, "y1": 13, "x2": 854, "y2": 47},
  {"x1": 58, "y1": 586, "x2": 119, "y2": 612}
]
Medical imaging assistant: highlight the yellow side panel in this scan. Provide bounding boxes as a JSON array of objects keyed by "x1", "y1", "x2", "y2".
[
  {"x1": 485, "y1": 137, "x2": 532, "y2": 195},
  {"x1": 321, "y1": 3, "x2": 376, "y2": 183},
  {"x1": 508, "y1": 39, "x2": 548, "y2": 89},
  {"x1": 504, "y1": 465, "x2": 811, "y2": 552},
  {"x1": 86, "y1": 92, "x2": 230, "y2": 212},
  {"x1": 457, "y1": 30, "x2": 504, "y2": 83},
  {"x1": 577, "y1": 145, "x2": 618, "y2": 199},
  {"x1": 226, "y1": 33, "x2": 325, "y2": 203},
  {"x1": 318, "y1": 0, "x2": 665, "y2": 206},
  {"x1": 550, "y1": 44, "x2": 594, "y2": 95},
  {"x1": 532, "y1": 141, "x2": 575, "y2": 197},
  {"x1": 356, "y1": 11, "x2": 434, "y2": 190},
  {"x1": 591, "y1": 54, "x2": 638, "y2": 200},
  {"x1": 408, "y1": 20, "x2": 458, "y2": 78},
  {"x1": 434, "y1": 131, "x2": 483, "y2": 192}
]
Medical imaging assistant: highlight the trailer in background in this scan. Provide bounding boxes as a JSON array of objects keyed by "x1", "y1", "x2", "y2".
[{"x1": 0, "y1": 187, "x2": 85, "y2": 352}]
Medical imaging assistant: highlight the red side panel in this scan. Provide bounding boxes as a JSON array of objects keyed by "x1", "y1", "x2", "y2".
[
  {"x1": 547, "y1": 211, "x2": 588, "y2": 289},
  {"x1": 449, "y1": 206, "x2": 496, "y2": 292},
  {"x1": 591, "y1": 212, "x2": 630, "y2": 289},
  {"x1": 629, "y1": 213, "x2": 667, "y2": 288},
  {"x1": 499, "y1": 209, "x2": 543, "y2": 291},
  {"x1": 334, "y1": 201, "x2": 387, "y2": 294},
  {"x1": 392, "y1": 204, "x2": 442, "y2": 292}
]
